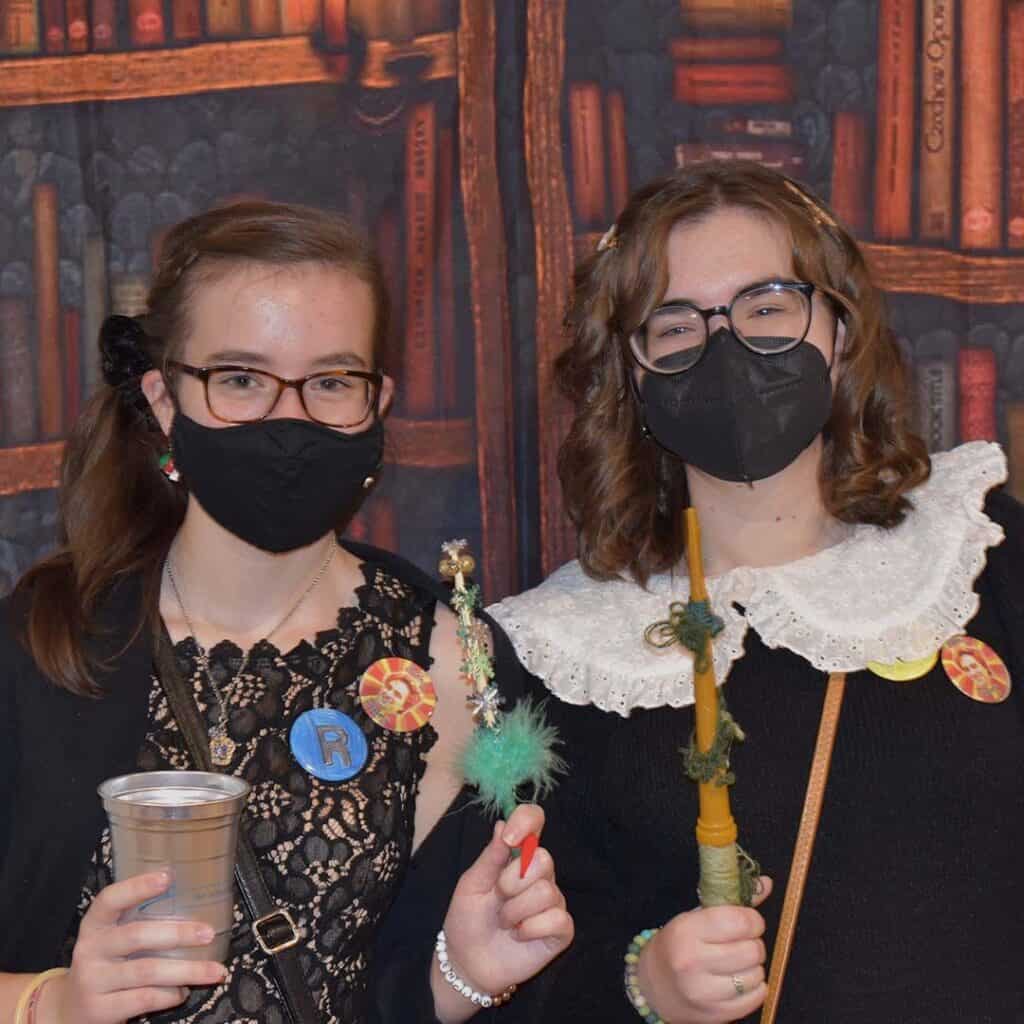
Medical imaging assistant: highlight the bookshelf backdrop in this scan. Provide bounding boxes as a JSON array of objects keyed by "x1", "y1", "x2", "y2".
[
  {"x1": 526, "y1": 0, "x2": 1024, "y2": 574},
  {"x1": 2, "y1": 0, "x2": 1024, "y2": 592}
]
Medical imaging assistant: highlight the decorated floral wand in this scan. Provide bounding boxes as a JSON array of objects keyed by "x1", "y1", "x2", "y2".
[
  {"x1": 645, "y1": 509, "x2": 758, "y2": 907},
  {"x1": 439, "y1": 541, "x2": 563, "y2": 840}
]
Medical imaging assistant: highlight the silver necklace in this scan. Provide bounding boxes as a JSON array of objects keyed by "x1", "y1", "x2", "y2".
[{"x1": 164, "y1": 539, "x2": 337, "y2": 766}]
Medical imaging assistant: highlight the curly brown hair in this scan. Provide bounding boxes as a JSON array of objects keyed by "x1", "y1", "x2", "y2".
[{"x1": 556, "y1": 161, "x2": 930, "y2": 585}]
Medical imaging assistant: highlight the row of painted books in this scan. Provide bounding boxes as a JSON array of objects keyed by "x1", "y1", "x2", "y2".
[
  {"x1": 0, "y1": 95, "x2": 461, "y2": 441},
  {"x1": 0, "y1": 0, "x2": 345, "y2": 52},
  {"x1": 0, "y1": 0, "x2": 454, "y2": 55},
  {"x1": 871, "y1": 0, "x2": 1024, "y2": 250}
]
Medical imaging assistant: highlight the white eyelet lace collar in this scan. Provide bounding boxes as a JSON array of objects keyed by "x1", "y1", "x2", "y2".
[{"x1": 489, "y1": 442, "x2": 1008, "y2": 717}]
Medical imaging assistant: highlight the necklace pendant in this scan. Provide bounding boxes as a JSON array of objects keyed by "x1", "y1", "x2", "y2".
[{"x1": 210, "y1": 732, "x2": 237, "y2": 766}]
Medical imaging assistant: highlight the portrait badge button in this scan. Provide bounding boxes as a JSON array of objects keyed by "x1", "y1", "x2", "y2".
[
  {"x1": 289, "y1": 708, "x2": 368, "y2": 781},
  {"x1": 359, "y1": 657, "x2": 437, "y2": 733},
  {"x1": 940, "y1": 635, "x2": 1011, "y2": 704}
]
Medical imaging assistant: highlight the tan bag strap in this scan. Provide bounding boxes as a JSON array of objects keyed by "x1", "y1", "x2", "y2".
[{"x1": 760, "y1": 672, "x2": 847, "y2": 1024}]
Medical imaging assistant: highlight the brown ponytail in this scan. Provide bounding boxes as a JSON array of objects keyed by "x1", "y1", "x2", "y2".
[{"x1": 13, "y1": 200, "x2": 390, "y2": 695}]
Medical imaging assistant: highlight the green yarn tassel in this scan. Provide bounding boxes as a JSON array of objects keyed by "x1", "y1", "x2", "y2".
[
  {"x1": 645, "y1": 599, "x2": 724, "y2": 672},
  {"x1": 459, "y1": 699, "x2": 566, "y2": 820},
  {"x1": 679, "y1": 695, "x2": 746, "y2": 787}
]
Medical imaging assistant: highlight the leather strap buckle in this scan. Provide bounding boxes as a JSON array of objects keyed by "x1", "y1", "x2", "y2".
[{"x1": 252, "y1": 909, "x2": 301, "y2": 955}]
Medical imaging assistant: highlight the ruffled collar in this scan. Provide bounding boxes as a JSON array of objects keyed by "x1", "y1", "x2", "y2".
[{"x1": 488, "y1": 442, "x2": 1008, "y2": 716}]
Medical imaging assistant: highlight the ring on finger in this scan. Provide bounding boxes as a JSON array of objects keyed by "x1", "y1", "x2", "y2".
[{"x1": 731, "y1": 974, "x2": 746, "y2": 997}]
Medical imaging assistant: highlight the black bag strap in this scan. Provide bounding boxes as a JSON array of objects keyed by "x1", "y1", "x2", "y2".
[{"x1": 153, "y1": 628, "x2": 322, "y2": 1024}]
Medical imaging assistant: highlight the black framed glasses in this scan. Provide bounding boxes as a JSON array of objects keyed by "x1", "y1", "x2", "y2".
[
  {"x1": 630, "y1": 281, "x2": 816, "y2": 375},
  {"x1": 167, "y1": 361, "x2": 383, "y2": 428}
]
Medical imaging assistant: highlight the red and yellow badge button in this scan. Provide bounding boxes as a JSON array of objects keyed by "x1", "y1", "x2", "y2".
[
  {"x1": 940, "y1": 635, "x2": 1011, "y2": 704},
  {"x1": 359, "y1": 657, "x2": 438, "y2": 732}
]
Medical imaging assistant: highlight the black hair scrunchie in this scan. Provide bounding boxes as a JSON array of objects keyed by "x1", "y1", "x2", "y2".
[{"x1": 99, "y1": 314, "x2": 157, "y2": 416}]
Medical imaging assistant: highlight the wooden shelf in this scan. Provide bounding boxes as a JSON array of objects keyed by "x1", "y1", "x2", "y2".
[
  {"x1": 0, "y1": 37, "x2": 349, "y2": 107},
  {"x1": 575, "y1": 233, "x2": 1024, "y2": 304},
  {"x1": 0, "y1": 416, "x2": 473, "y2": 497},
  {"x1": 0, "y1": 28, "x2": 458, "y2": 108},
  {"x1": 860, "y1": 243, "x2": 1024, "y2": 304}
]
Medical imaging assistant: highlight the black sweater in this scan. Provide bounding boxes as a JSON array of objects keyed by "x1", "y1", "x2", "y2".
[{"x1": 486, "y1": 490, "x2": 1024, "y2": 1023}]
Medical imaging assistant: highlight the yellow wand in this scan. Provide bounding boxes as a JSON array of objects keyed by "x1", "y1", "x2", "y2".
[{"x1": 645, "y1": 507, "x2": 756, "y2": 907}]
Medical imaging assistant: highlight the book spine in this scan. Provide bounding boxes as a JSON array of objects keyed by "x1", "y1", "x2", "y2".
[
  {"x1": 172, "y1": 0, "x2": 201, "y2": 39},
  {"x1": 63, "y1": 307, "x2": 81, "y2": 426},
  {"x1": 606, "y1": 89, "x2": 629, "y2": 217},
  {"x1": 81, "y1": 232, "x2": 108, "y2": 399},
  {"x1": 110, "y1": 273, "x2": 149, "y2": 317},
  {"x1": 246, "y1": 0, "x2": 277, "y2": 33},
  {"x1": 2, "y1": 0, "x2": 40, "y2": 51},
  {"x1": 278, "y1": 0, "x2": 318, "y2": 34},
  {"x1": 915, "y1": 329, "x2": 958, "y2": 452},
  {"x1": 129, "y1": 0, "x2": 165, "y2": 46},
  {"x1": 674, "y1": 62, "x2": 794, "y2": 105},
  {"x1": 34, "y1": 184, "x2": 63, "y2": 442},
  {"x1": 374, "y1": 202, "x2": 402, "y2": 375},
  {"x1": 205, "y1": 0, "x2": 242, "y2": 36},
  {"x1": 958, "y1": 347, "x2": 998, "y2": 441},
  {"x1": 705, "y1": 115, "x2": 793, "y2": 138},
  {"x1": 412, "y1": 0, "x2": 455, "y2": 33},
  {"x1": 919, "y1": 0, "x2": 955, "y2": 242},
  {"x1": 873, "y1": 0, "x2": 916, "y2": 241},
  {"x1": 403, "y1": 101, "x2": 438, "y2": 418},
  {"x1": 675, "y1": 139, "x2": 804, "y2": 172},
  {"x1": 1007, "y1": 402, "x2": 1024, "y2": 502},
  {"x1": 678, "y1": 0, "x2": 792, "y2": 31},
  {"x1": 436, "y1": 123, "x2": 458, "y2": 414},
  {"x1": 669, "y1": 35, "x2": 783, "y2": 60},
  {"x1": 321, "y1": 0, "x2": 344, "y2": 44},
  {"x1": 0, "y1": 298, "x2": 38, "y2": 445},
  {"x1": 960, "y1": 0, "x2": 1003, "y2": 249},
  {"x1": 66, "y1": 0, "x2": 88, "y2": 49},
  {"x1": 830, "y1": 111, "x2": 868, "y2": 234},
  {"x1": 90, "y1": 0, "x2": 117, "y2": 49},
  {"x1": 1008, "y1": 0, "x2": 1024, "y2": 249},
  {"x1": 568, "y1": 82, "x2": 608, "y2": 228},
  {"x1": 42, "y1": 0, "x2": 65, "y2": 52}
]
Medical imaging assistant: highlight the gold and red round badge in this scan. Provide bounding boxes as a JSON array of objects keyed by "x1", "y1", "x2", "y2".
[
  {"x1": 940, "y1": 635, "x2": 1011, "y2": 704},
  {"x1": 359, "y1": 657, "x2": 438, "y2": 732}
]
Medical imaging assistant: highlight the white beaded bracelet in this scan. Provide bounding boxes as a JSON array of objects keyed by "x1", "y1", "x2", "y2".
[{"x1": 435, "y1": 930, "x2": 517, "y2": 1009}]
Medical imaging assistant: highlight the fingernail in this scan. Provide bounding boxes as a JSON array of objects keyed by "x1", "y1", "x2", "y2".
[
  {"x1": 518, "y1": 833, "x2": 539, "y2": 878},
  {"x1": 197, "y1": 925, "x2": 215, "y2": 942},
  {"x1": 156, "y1": 870, "x2": 171, "y2": 886},
  {"x1": 178, "y1": 987, "x2": 190, "y2": 1002}
]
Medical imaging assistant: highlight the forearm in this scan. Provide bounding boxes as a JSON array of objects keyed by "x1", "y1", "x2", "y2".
[
  {"x1": 0, "y1": 973, "x2": 32, "y2": 1016},
  {"x1": 430, "y1": 956, "x2": 478, "y2": 1024},
  {"x1": 0, "y1": 971, "x2": 56, "y2": 1022}
]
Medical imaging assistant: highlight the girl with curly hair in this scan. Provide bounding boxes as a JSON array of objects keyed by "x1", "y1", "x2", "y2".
[{"x1": 490, "y1": 162, "x2": 1023, "y2": 1023}]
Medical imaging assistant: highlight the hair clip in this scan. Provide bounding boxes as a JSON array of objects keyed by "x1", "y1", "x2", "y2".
[
  {"x1": 597, "y1": 223, "x2": 619, "y2": 252},
  {"x1": 782, "y1": 179, "x2": 839, "y2": 230}
]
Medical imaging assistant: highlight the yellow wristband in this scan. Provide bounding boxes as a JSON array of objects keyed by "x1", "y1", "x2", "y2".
[{"x1": 13, "y1": 968, "x2": 69, "y2": 1024}]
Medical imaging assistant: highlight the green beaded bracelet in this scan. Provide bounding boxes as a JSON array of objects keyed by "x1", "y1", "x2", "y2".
[{"x1": 623, "y1": 927, "x2": 665, "y2": 1024}]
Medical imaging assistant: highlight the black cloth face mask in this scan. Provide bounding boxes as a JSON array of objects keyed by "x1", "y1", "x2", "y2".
[
  {"x1": 638, "y1": 327, "x2": 833, "y2": 483},
  {"x1": 170, "y1": 412, "x2": 384, "y2": 552}
]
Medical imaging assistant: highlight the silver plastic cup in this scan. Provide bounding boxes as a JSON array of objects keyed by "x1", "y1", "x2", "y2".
[{"x1": 97, "y1": 770, "x2": 250, "y2": 962}]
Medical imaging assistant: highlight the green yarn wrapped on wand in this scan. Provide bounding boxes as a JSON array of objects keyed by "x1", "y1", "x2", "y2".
[{"x1": 458, "y1": 698, "x2": 566, "y2": 820}]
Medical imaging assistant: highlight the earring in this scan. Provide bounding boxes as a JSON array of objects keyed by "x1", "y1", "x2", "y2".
[
  {"x1": 159, "y1": 445, "x2": 181, "y2": 483},
  {"x1": 362, "y1": 475, "x2": 375, "y2": 490}
]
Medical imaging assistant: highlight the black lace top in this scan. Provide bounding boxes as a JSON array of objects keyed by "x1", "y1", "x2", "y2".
[{"x1": 67, "y1": 560, "x2": 439, "y2": 1023}]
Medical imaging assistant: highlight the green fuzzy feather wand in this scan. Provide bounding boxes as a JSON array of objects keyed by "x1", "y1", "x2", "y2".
[{"x1": 439, "y1": 540, "x2": 564, "y2": 822}]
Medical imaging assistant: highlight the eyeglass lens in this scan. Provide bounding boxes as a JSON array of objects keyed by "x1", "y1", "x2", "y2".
[
  {"x1": 632, "y1": 284, "x2": 812, "y2": 373},
  {"x1": 206, "y1": 369, "x2": 375, "y2": 427}
]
